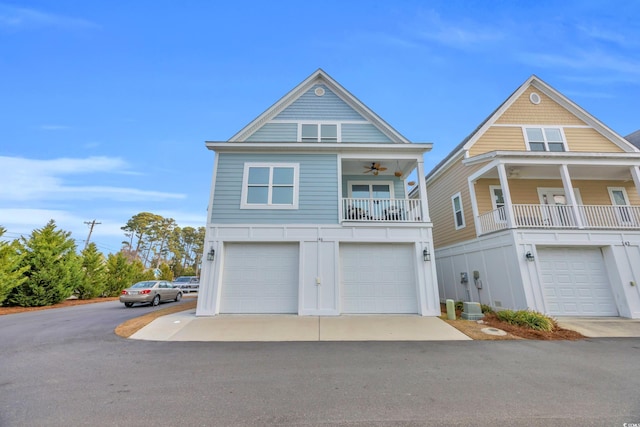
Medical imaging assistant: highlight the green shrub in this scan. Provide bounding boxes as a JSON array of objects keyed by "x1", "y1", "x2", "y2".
[
  {"x1": 455, "y1": 301, "x2": 464, "y2": 311},
  {"x1": 480, "y1": 304, "x2": 494, "y2": 313},
  {"x1": 496, "y1": 309, "x2": 554, "y2": 331}
]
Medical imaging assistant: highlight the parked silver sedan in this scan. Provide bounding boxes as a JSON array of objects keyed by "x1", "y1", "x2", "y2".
[{"x1": 119, "y1": 280, "x2": 182, "y2": 308}]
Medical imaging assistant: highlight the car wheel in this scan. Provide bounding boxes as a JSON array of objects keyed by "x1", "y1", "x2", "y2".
[
  {"x1": 124, "y1": 302, "x2": 133, "y2": 308},
  {"x1": 151, "y1": 294, "x2": 160, "y2": 307},
  {"x1": 175, "y1": 292, "x2": 182, "y2": 302}
]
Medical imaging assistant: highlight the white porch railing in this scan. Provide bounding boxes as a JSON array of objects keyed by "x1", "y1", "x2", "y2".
[
  {"x1": 342, "y1": 198, "x2": 422, "y2": 222},
  {"x1": 478, "y1": 204, "x2": 640, "y2": 234}
]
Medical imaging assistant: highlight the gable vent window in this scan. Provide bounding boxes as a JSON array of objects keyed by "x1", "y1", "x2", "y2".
[
  {"x1": 525, "y1": 127, "x2": 566, "y2": 152},
  {"x1": 300, "y1": 124, "x2": 338, "y2": 142}
]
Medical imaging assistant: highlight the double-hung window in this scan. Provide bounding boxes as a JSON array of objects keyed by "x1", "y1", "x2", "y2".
[
  {"x1": 241, "y1": 163, "x2": 299, "y2": 209},
  {"x1": 300, "y1": 124, "x2": 338, "y2": 142},
  {"x1": 451, "y1": 193, "x2": 465, "y2": 229},
  {"x1": 525, "y1": 127, "x2": 566, "y2": 152}
]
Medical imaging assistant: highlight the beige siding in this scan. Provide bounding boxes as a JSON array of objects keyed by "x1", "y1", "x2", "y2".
[
  {"x1": 469, "y1": 127, "x2": 526, "y2": 157},
  {"x1": 474, "y1": 179, "x2": 640, "y2": 212},
  {"x1": 495, "y1": 87, "x2": 587, "y2": 126},
  {"x1": 427, "y1": 155, "x2": 483, "y2": 248},
  {"x1": 564, "y1": 127, "x2": 624, "y2": 152}
]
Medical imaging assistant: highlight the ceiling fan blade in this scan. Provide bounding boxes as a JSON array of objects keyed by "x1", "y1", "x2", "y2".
[
  {"x1": 363, "y1": 169, "x2": 372, "y2": 173},
  {"x1": 378, "y1": 167, "x2": 388, "y2": 171},
  {"x1": 373, "y1": 163, "x2": 381, "y2": 169}
]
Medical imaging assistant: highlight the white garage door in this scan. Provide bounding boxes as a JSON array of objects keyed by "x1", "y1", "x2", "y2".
[
  {"x1": 221, "y1": 243, "x2": 299, "y2": 314},
  {"x1": 538, "y1": 247, "x2": 618, "y2": 316},
  {"x1": 341, "y1": 244, "x2": 418, "y2": 314}
]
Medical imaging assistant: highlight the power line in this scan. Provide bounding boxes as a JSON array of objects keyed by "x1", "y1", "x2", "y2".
[{"x1": 83, "y1": 220, "x2": 101, "y2": 250}]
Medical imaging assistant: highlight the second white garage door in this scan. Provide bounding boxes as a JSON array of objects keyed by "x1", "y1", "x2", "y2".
[
  {"x1": 221, "y1": 243, "x2": 299, "y2": 314},
  {"x1": 341, "y1": 244, "x2": 418, "y2": 314},
  {"x1": 538, "y1": 246, "x2": 618, "y2": 316}
]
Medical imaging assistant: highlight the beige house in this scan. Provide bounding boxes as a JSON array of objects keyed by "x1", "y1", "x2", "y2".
[{"x1": 426, "y1": 75, "x2": 640, "y2": 318}]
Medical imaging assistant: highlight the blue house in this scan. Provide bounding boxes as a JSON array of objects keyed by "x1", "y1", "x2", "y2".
[{"x1": 197, "y1": 69, "x2": 440, "y2": 316}]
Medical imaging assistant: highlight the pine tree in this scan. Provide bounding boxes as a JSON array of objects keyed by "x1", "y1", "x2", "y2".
[
  {"x1": 0, "y1": 227, "x2": 28, "y2": 305},
  {"x1": 104, "y1": 252, "x2": 135, "y2": 297},
  {"x1": 76, "y1": 243, "x2": 107, "y2": 299},
  {"x1": 7, "y1": 220, "x2": 80, "y2": 307}
]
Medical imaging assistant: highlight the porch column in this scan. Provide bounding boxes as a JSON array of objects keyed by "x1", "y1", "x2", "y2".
[
  {"x1": 496, "y1": 163, "x2": 515, "y2": 229},
  {"x1": 559, "y1": 164, "x2": 584, "y2": 228},
  {"x1": 417, "y1": 158, "x2": 430, "y2": 222},
  {"x1": 630, "y1": 166, "x2": 640, "y2": 199}
]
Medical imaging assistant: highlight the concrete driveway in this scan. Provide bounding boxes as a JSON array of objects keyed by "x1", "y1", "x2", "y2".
[
  {"x1": 130, "y1": 308, "x2": 472, "y2": 341},
  {"x1": 557, "y1": 317, "x2": 640, "y2": 338}
]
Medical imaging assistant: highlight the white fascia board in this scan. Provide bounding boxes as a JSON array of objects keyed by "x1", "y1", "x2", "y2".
[
  {"x1": 205, "y1": 141, "x2": 432, "y2": 155},
  {"x1": 463, "y1": 150, "x2": 640, "y2": 167},
  {"x1": 530, "y1": 79, "x2": 640, "y2": 153},
  {"x1": 425, "y1": 151, "x2": 465, "y2": 185}
]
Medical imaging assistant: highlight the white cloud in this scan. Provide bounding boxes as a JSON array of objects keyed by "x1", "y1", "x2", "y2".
[
  {"x1": 413, "y1": 10, "x2": 504, "y2": 50},
  {"x1": 0, "y1": 4, "x2": 98, "y2": 30},
  {"x1": 0, "y1": 155, "x2": 185, "y2": 202}
]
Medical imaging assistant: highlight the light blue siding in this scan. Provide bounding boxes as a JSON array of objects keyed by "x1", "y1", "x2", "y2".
[
  {"x1": 245, "y1": 123, "x2": 297, "y2": 142},
  {"x1": 342, "y1": 175, "x2": 406, "y2": 199},
  {"x1": 341, "y1": 123, "x2": 392, "y2": 143},
  {"x1": 274, "y1": 85, "x2": 365, "y2": 121},
  {"x1": 212, "y1": 153, "x2": 339, "y2": 224}
]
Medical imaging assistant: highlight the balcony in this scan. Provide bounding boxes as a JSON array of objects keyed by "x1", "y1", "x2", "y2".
[
  {"x1": 478, "y1": 204, "x2": 640, "y2": 235},
  {"x1": 342, "y1": 198, "x2": 423, "y2": 222}
]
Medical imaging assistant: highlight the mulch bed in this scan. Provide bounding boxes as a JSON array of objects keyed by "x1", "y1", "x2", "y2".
[{"x1": 0, "y1": 297, "x2": 119, "y2": 315}]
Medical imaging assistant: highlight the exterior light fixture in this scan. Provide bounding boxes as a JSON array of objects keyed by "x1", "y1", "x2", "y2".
[
  {"x1": 207, "y1": 248, "x2": 216, "y2": 261},
  {"x1": 525, "y1": 251, "x2": 535, "y2": 262},
  {"x1": 423, "y1": 248, "x2": 431, "y2": 262}
]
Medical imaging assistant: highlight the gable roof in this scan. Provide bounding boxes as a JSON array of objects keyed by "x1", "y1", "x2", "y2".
[
  {"x1": 626, "y1": 129, "x2": 640, "y2": 149},
  {"x1": 425, "y1": 75, "x2": 639, "y2": 182},
  {"x1": 229, "y1": 68, "x2": 411, "y2": 143}
]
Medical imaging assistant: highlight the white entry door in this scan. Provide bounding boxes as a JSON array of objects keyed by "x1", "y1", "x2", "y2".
[
  {"x1": 340, "y1": 244, "x2": 418, "y2": 314},
  {"x1": 221, "y1": 243, "x2": 299, "y2": 313},
  {"x1": 538, "y1": 247, "x2": 618, "y2": 316}
]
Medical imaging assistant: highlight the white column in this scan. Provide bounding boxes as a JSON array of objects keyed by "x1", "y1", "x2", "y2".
[
  {"x1": 417, "y1": 158, "x2": 430, "y2": 222},
  {"x1": 559, "y1": 164, "x2": 583, "y2": 228},
  {"x1": 496, "y1": 163, "x2": 515, "y2": 229},
  {"x1": 630, "y1": 166, "x2": 640, "y2": 199}
]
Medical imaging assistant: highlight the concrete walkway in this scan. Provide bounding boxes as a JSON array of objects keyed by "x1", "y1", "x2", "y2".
[
  {"x1": 557, "y1": 317, "x2": 640, "y2": 338},
  {"x1": 130, "y1": 308, "x2": 472, "y2": 342}
]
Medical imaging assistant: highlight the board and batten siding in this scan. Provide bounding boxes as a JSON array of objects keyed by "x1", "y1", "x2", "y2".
[
  {"x1": 427, "y1": 155, "x2": 483, "y2": 248},
  {"x1": 212, "y1": 153, "x2": 339, "y2": 224},
  {"x1": 564, "y1": 127, "x2": 625, "y2": 152},
  {"x1": 341, "y1": 123, "x2": 392, "y2": 143},
  {"x1": 274, "y1": 85, "x2": 365, "y2": 121},
  {"x1": 245, "y1": 123, "x2": 298, "y2": 142},
  {"x1": 342, "y1": 175, "x2": 407, "y2": 199},
  {"x1": 495, "y1": 87, "x2": 587, "y2": 126}
]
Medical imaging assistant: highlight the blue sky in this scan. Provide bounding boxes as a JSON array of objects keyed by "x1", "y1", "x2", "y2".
[{"x1": 1, "y1": 0, "x2": 639, "y2": 253}]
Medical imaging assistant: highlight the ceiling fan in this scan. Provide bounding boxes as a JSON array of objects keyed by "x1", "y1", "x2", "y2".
[{"x1": 363, "y1": 162, "x2": 387, "y2": 175}]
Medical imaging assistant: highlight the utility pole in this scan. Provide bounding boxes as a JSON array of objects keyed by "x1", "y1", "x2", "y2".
[{"x1": 84, "y1": 220, "x2": 101, "y2": 250}]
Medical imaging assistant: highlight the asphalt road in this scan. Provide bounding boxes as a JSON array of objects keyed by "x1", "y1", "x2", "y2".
[{"x1": 1, "y1": 300, "x2": 639, "y2": 427}]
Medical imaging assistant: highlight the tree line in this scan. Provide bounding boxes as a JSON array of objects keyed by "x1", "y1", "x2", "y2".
[{"x1": 0, "y1": 213, "x2": 205, "y2": 307}]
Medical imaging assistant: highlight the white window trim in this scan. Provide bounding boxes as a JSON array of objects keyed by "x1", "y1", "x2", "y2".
[
  {"x1": 522, "y1": 126, "x2": 568, "y2": 152},
  {"x1": 608, "y1": 187, "x2": 635, "y2": 225},
  {"x1": 489, "y1": 185, "x2": 506, "y2": 224},
  {"x1": 240, "y1": 162, "x2": 300, "y2": 210},
  {"x1": 347, "y1": 180, "x2": 395, "y2": 199},
  {"x1": 452, "y1": 192, "x2": 465, "y2": 230},
  {"x1": 297, "y1": 122, "x2": 342, "y2": 143},
  {"x1": 608, "y1": 187, "x2": 630, "y2": 206}
]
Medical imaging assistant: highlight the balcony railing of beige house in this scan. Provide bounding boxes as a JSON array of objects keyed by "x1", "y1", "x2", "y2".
[
  {"x1": 342, "y1": 198, "x2": 423, "y2": 222},
  {"x1": 478, "y1": 204, "x2": 640, "y2": 234}
]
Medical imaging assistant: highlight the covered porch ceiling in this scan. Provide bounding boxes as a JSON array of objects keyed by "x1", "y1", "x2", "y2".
[{"x1": 341, "y1": 158, "x2": 416, "y2": 178}]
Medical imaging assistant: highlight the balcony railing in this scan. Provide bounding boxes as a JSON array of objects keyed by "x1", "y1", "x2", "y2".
[
  {"x1": 478, "y1": 204, "x2": 640, "y2": 234},
  {"x1": 342, "y1": 198, "x2": 422, "y2": 222}
]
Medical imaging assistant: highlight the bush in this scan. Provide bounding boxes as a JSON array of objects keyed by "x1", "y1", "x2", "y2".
[
  {"x1": 496, "y1": 309, "x2": 555, "y2": 331},
  {"x1": 480, "y1": 304, "x2": 494, "y2": 313}
]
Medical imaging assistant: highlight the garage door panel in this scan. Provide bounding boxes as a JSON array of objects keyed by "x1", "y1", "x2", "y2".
[
  {"x1": 221, "y1": 243, "x2": 298, "y2": 314},
  {"x1": 539, "y1": 247, "x2": 617, "y2": 316},
  {"x1": 341, "y1": 244, "x2": 418, "y2": 314}
]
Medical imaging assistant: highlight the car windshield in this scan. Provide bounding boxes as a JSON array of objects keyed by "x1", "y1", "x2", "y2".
[
  {"x1": 174, "y1": 277, "x2": 192, "y2": 283},
  {"x1": 131, "y1": 281, "x2": 156, "y2": 289}
]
